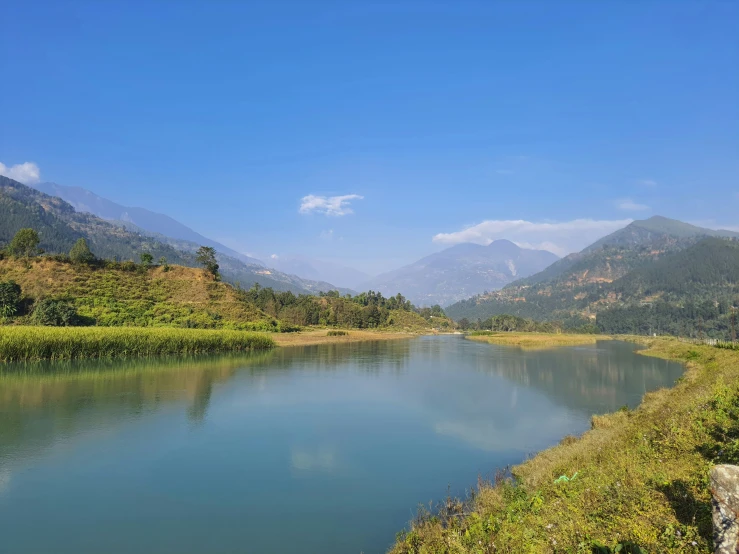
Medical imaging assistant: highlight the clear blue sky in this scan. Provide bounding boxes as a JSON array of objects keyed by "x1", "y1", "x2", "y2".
[{"x1": 2, "y1": 1, "x2": 737, "y2": 273}]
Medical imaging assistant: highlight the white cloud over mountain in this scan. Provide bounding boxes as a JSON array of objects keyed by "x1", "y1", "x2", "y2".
[
  {"x1": 299, "y1": 194, "x2": 363, "y2": 216},
  {"x1": 432, "y1": 218, "x2": 632, "y2": 256},
  {"x1": 0, "y1": 161, "x2": 41, "y2": 185}
]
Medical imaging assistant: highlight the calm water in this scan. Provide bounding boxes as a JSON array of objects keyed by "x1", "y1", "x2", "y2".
[{"x1": 0, "y1": 336, "x2": 683, "y2": 554}]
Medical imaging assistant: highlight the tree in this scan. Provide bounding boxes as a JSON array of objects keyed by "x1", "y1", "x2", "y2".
[
  {"x1": 31, "y1": 298, "x2": 80, "y2": 326},
  {"x1": 7, "y1": 228, "x2": 41, "y2": 259},
  {"x1": 140, "y1": 252, "x2": 154, "y2": 266},
  {"x1": 196, "y1": 246, "x2": 219, "y2": 279},
  {"x1": 159, "y1": 256, "x2": 170, "y2": 272},
  {"x1": 0, "y1": 281, "x2": 21, "y2": 318},
  {"x1": 69, "y1": 238, "x2": 95, "y2": 264}
]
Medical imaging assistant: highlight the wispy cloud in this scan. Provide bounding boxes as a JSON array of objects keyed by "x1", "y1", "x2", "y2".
[
  {"x1": 432, "y1": 218, "x2": 632, "y2": 256},
  {"x1": 0, "y1": 161, "x2": 41, "y2": 185},
  {"x1": 640, "y1": 179, "x2": 657, "y2": 186},
  {"x1": 270, "y1": 254, "x2": 279, "y2": 260},
  {"x1": 299, "y1": 194, "x2": 363, "y2": 216},
  {"x1": 319, "y1": 229, "x2": 334, "y2": 240},
  {"x1": 617, "y1": 198, "x2": 650, "y2": 211}
]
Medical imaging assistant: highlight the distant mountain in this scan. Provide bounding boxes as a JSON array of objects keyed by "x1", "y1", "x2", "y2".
[
  {"x1": 0, "y1": 176, "x2": 350, "y2": 295},
  {"x1": 31, "y1": 182, "x2": 263, "y2": 266},
  {"x1": 362, "y1": 239, "x2": 559, "y2": 307},
  {"x1": 516, "y1": 216, "x2": 739, "y2": 288},
  {"x1": 446, "y1": 216, "x2": 739, "y2": 338},
  {"x1": 269, "y1": 256, "x2": 369, "y2": 290}
]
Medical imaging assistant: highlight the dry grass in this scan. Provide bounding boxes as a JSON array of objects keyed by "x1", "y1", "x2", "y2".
[
  {"x1": 0, "y1": 258, "x2": 273, "y2": 328},
  {"x1": 273, "y1": 328, "x2": 415, "y2": 347},
  {"x1": 467, "y1": 332, "x2": 602, "y2": 349},
  {"x1": 391, "y1": 337, "x2": 737, "y2": 553}
]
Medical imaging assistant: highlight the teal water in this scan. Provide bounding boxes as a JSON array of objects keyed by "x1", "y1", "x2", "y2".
[{"x1": 0, "y1": 336, "x2": 683, "y2": 553}]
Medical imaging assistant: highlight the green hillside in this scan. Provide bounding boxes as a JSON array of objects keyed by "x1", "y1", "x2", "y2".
[{"x1": 447, "y1": 232, "x2": 739, "y2": 339}]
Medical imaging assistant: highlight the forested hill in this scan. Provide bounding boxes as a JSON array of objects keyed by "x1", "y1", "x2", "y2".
[
  {"x1": 446, "y1": 226, "x2": 739, "y2": 339},
  {"x1": 0, "y1": 175, "x2": 346, "y2": 294}
]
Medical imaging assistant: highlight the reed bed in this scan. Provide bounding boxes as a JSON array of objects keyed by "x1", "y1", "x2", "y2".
[{"x1": 0, "y1": 326, "x2": 275, "y2": 362}]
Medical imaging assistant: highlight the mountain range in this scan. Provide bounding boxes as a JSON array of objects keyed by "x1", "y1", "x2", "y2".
[
  {"x1": 446, "y1": 216, "x2": 739, "y2": 338},
  {"x1": 26, "y1": 178, "x2": 562, "y2": 302},
  {"x1": 0, "y1": 175, "x2": 352, "y2": 295},
  {"x1": 362, "y1": 239, "x2": 559, "y2": 307},
  {"x1": 31, "y1": 182, "x2": 263, "y2": 266}
]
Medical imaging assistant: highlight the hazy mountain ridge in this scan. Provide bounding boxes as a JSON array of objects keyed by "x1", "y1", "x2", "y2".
[
  {"x1": 268, "y1": 255, "x2": 370, "y2": 290},
  {"x1": 31, "y1": 182, "x2": 264, "y2": 266},
  {"x1": 362, "y1": 239, "x2": 559, "y2": 307}
]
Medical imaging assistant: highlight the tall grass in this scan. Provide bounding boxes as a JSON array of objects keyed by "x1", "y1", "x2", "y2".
[{"x1": 0, "y1": 326, "x2": 275, "y2": 362}]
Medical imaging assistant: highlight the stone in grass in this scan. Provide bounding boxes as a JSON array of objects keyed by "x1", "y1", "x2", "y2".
[{"x1": 711, "y1": 464, "x2": 739, "y2": 554}]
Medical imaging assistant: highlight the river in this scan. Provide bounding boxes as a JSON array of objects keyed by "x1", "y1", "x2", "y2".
[{"x1": 0, "y1": 336, "x2": 683, "y2": 553}]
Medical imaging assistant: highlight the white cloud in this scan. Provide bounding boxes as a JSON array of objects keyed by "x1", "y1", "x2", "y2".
[
  {"x1": 270, "y1": 254, "x2": 279, "y2": 260},
  {"x1": 0, "y1": 161, "x2": 41, "y2": 184},
  {"x1": 640, "y1": 179, "x2": 657, "y2": 186},
  {"x1": 432, "y1": 218, "x2": 633, "y2": 256},
  {"x1": 299, "y1": 194, "x2": 363, "y2": 216},
  {"x1": 617, "y1": 198, "x2": 650, "y2": 211}
]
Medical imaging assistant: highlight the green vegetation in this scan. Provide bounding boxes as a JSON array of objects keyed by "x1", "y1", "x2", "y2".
[
  {"x1": 5, "y1": 227, "x2": 42, "y2": 259},
  {"x1": 0, "y1": 326, "x2": 274, "y2": 362},
  {"x1": 327, "y1": 330, "x2": 349, "y2": 336},
  {"x1": 0, "y1": 281, "x2": 21, "y2": 318},
  {"x1": 448, "y1": 236, "x2": 739, "y2": 340},
  {"x1": 196, "y1": 245, "x2": 220, "y2": 279},
  {"x1": 31, "y1": 298, "x2": 83, "y2": 326},
  {"x1": 458, "y1": 313, "x2": 594, "y2": 334},
  {"x1": 0, "y1": 257, "x2": 277, "y2": 330},
  {"x1": 391, "y1": 338, "x2": 739, "y2": 553},
  {"x1": 242, "y1": 285, "x2": 452, "y2": 330},
  {"x1": 69, "y1": 237, "x2": 95, "y2": 264}
]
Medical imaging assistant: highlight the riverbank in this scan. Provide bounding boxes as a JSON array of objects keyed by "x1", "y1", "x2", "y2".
[
  {"x1": 273, "y1": 328, "x2": 416, "y2": 347},
  {"x1": 466, "y1": 331, "x2": 602, "y2": 349},
  {"x1": 0, "y1": 326, "x2": 275, "y2": 362},
  {"x1": 391, "y1": 336, "x2": 735, "y2": 552}
]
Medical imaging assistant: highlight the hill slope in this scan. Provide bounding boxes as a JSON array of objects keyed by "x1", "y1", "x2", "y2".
[
  {"x1": 0, "y1": 258, "x2": 276, "y2": 329},
  {"x1": 1, "y1": 175, "x2": 349, "y2": 294},
  {"x1": 447, "y1": 218, "x2": 739, "y2": 337},
  {"x1": 363, "y1": 239, "x2": 558, "y2": 307}
]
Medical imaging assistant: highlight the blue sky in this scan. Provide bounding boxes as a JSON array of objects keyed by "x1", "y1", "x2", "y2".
[{"x1": 2, "y1": 1, "x2": 737, "y2": 274}]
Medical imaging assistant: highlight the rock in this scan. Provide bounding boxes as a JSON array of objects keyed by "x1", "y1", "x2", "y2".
[{"x1": 711, "y1": 464, "x2": 739, "y2": 553}]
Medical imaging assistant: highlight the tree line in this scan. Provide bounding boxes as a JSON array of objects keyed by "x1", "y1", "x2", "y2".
[{"x1": 239, "y1": 283, "x2": 444, "y2": 329}]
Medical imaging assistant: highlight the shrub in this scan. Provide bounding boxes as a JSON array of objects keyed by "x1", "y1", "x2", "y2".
[
  {"x1": 32, "y1": 299, "x2": 82, "y2": 326},
  {"x1": 0, "y1": 281, "x2": 22, "y2": 318},
  {"x1": 327, "y1": 330, "x2": 349, "y2": 336}
]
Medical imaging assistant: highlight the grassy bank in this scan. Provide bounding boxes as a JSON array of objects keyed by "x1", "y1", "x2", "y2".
[
  {"x1": 466, "y1": 331, "x2": 601, "y2": 349},
  {"x1": 391, "y1": 337, "x2": 737, "y2": 553},
  {"x1": 273, "y1": 328, "x2": 415, "y2": 347},
  {"x1": 0, "y1": 326, "x2": 275, "y2": 362}
]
